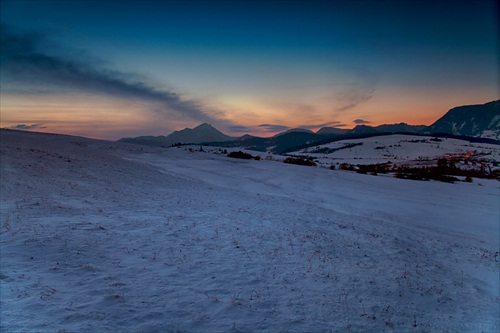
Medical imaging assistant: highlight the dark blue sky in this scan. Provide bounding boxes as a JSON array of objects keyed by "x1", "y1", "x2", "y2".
[{"x1": 1, "y1": 0, "x2": 498, "y2": 139}]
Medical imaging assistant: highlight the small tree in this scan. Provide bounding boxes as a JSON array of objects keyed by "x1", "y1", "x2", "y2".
[
  {"x1": 228, "y1": 151, "x2": 254, "y2": 159},
  {"x1": 437, "y1": 158, "x2": 448, "y2": 169}
]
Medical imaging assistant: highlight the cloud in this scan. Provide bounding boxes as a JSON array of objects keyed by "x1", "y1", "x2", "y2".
[
  {"x1": 227, "y1": 125, "x2": 253, "y2": 133},
  {"x1": 0, "y1": 23, "x2": 217, "y2": 124},
  {"x1": 10, "y1": 123, "x2": 45, "y2": 130},
  {"x1": 353, "y1": 119, "x2": 370, "y2": 125},
  {"x1": 335, "y1": 68, "x2": 378, "y2": 112},
  {"x1": 258, "y1": 124, "x2": 291, "y2": 132},
  {"x1": 226, "y1": 124, "x2": 290, "y2": 134},
  {"x1": 226, "y1": 124, "x2": 292, "y2": 134},
  {"x1": 298, "y1": 121, "x2": 347, "y2": 130}
]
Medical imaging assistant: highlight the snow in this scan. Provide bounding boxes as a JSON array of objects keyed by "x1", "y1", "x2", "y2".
[
  {"x1": 294, "y1": 134, "x2": 500, "y2": 167},
  {"x1": 1, "y1": 129, "x2": 499, "y2": 332}
]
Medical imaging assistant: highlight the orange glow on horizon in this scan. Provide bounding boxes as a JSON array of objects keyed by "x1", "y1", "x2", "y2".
[{"x1": 1, "y1": 89, "x2": 497, "y2": 140}]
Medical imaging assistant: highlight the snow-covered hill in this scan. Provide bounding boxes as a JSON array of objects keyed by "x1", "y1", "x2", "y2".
[
  {"x1": 428, "y1": 100, "x2": 500, "y2": 139},
  {"x1": 1, "y1": 129, "x2": 498, "y2": 332},
  {"x1": 294, "y1": 134, "x2": 499, "y2": 167}
]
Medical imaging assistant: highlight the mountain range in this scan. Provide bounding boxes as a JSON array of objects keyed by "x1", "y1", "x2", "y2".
[{"x1": 119, "y1": 100, "x2": 499, "y2": 152}]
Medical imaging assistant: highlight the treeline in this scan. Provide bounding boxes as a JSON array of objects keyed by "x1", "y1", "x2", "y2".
[
  {"x1": 393, "y1": 164, "x2": 499, "y2": 182},
  {"x1": 338, "y1": 158, "x2": 499, "y2": 183},
  {"x1": 227, "y1": 151, "x2": 261, "y2": 160},
  {"x1": 227, "y1": 151, "x2": 317, "y2": 166},
  {"x1": 283, "y1": 157, "x2": 317, "y2": 166}
]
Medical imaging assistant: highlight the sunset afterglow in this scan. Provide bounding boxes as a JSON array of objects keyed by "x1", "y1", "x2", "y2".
[{"x1": 1, "y1": 0, "x2": 498, "y2": 139}]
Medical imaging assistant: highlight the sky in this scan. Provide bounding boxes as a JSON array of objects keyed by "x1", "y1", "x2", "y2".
[{"x1": 0, "y1": 0, "x2": 499, "y2": 139}]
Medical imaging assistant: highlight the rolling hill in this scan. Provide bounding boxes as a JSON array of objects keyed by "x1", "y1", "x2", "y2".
[{"x1": 1, "y1": 128, "x2": 498, "y2": 332}]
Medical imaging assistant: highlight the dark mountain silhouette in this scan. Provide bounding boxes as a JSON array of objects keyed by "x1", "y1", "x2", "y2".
[
  {"x1": 206, "y1": 131, "x2": 321, "y2": 154},
  {"x1": 119, "y1": 100, "x2": 499, "y2": 151},
  {"x1": 166, "y1": 123, "x2": 233, "y2": 143},
  {"x1": 428, "y1": 100, "x2": 499, "y2": 139},
  {"x1": 376, "y1": 123, "x2": 427, "y2": 134},
  {"x1": 273, "y1": 128, "x2": 315, "y2": 137},
  {"x1": 316, "y1": 127, "x2": 350, "y2": 136},
  {"x1": 119, "y1": 123, "x2": 233, "y2": 147},
  {"x1": 347, "y1": 123, "x2": 427, "y2": 135},
  {"x1": 271, "y1": 131, "x2": 320, "y2": 153},
  {"x1": 238, "y1": 134, "x2": 258, "y2": 140},
  {"x1": 350, "y1": 124, "x2": 378, "y2": 135}
]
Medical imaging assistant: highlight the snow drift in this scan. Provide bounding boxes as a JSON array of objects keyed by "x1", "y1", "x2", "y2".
[{"x1": 0, "y1": 129, "x2": 498, "y2": 332}]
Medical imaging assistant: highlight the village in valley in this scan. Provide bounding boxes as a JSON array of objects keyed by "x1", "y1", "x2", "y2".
[{"x1": 189, "y1": 134, "x2": 500, "y2": 183}]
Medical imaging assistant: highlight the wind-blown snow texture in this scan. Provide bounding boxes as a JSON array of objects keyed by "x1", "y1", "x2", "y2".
[{"x1": 1, "y1": 129, "x2": 498, "y2": 332}]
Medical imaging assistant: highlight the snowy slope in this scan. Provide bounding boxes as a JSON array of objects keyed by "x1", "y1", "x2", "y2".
[
  {"x1": 428, "y1": 100, "x2": 500, "y2": 139},
  {"x1": 1, "y1": 129, "x2": 498, "y2": 332},
  {"x1": 295, "y1": 134, "x2": 499, "y2": 166}
]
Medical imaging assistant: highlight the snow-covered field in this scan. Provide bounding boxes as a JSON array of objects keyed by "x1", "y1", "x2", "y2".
[
  {"x1": 1, "y1": 129, "x2": 499, "y2": 332},
  {"x1": 294, "y1": 134, "x2": 500, "y2": 167}
]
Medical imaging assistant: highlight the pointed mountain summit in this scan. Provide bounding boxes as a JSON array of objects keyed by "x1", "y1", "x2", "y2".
[
  {"x1": 167, "y1": 123, "x2": 233, "y2": 144},
  {"x1": 119, "y1": 123, "x2": 233, "y2": 147}
]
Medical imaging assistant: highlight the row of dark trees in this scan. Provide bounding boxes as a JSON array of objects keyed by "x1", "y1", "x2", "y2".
[
  {"x1": 227, "y1": 151, "x2": 261, "y2": 160},
  {"x1": 338, "y1": 158, "x2": 499, "y2": 182},
  {"x1": 392, "y1": 163, "x2": 499, "y2": 182},
  {"x1": 228, "y1": 151, "x2": 317, "y2": 166},
  {"x1": 283, "y1": 157, "x2": 317, "y2": 166},
  {"x1": 227, "y1": 150, "x2": 499, "y2": 182}
]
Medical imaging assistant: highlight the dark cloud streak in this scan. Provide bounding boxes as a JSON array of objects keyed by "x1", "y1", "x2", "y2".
[
  {"x1": 335, "y1": 68, "x2": 378, "y2": 112},
  {"x1": 11, "y1": 123, "x2": 44, "y2": 130},
  {"x1": 258, "y1": 124, "x2": 290, "y2": 132},
  {"x1": 227, "y1": 124, "x2": 291, "y2": 134},
  {"x1": 353, "y1": 119, "x2": 370, "y2": 125},
  {"x1": 227, "y1": 125, "x2": 252, "y2": 133},
  {"x1": 0, "y1": 23, "x2": 216, "y2": 124},
  {"x1": 298, "y1": 121, "x2": 346, "y2": 130}
]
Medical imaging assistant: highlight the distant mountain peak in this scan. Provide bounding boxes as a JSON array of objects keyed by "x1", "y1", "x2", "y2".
[
  {"x1": 274, "y1": 128, "x2": 314, "y2": 137},
  {"x1": 239, "y1": 134, "x2": 257, "y2": 140},
  {"x1": 194, "y1": 123, "x2": 214, "y2": 129},
  {"x1": 429, "y1": 100, "x2": 500, "y2": 139},
  {"x1": 316, "y1": 127, "x2": 350, "y2": 136},
  {"x1": 167, "y1": 123, "x2": 233, "y2": 144},
  {"x1": 118, "y1": 123, "x2": 233, "y2": 146},
  {"x1": 119, "y1": 100, "x2": 499, "y2": 149}
]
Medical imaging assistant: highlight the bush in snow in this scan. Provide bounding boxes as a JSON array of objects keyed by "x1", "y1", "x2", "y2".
[
  {"x1": 228, "y1": 151, "x2": 255, "y2": 160},
  {"x1": 283, "y1": 157, "x2": 317, "y2": 167}
]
